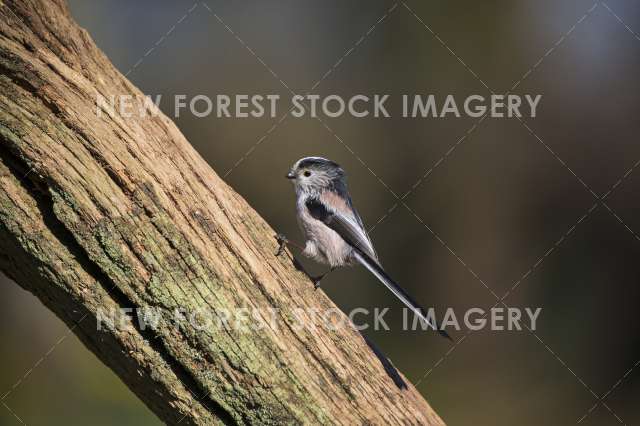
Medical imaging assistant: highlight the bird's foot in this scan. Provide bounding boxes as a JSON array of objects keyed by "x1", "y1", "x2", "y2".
[
  {"x1": 312, "y1": 276, "x2": 323, "y2": 290},
  {"x1": 274, "y1": 234, "x2": 330, "y2": 290},
  {"x1": 275, "y1": 233, "x2": 288, "y2": 256},
  {"x1": 311, "y1": 268, "x2": 335, "y2": 290}
]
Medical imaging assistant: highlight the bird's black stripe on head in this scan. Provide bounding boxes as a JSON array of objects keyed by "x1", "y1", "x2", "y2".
[{"x1": 297, "y1": 157, "x2": 341, "y2": 170}]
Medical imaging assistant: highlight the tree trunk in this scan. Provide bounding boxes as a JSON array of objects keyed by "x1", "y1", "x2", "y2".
[{"x1": 0, "y1": 1, "x2": 444, "y2": 424}]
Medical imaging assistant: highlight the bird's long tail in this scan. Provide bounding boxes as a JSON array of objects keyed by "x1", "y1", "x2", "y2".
[{"x1": 353, "y1": 250, "x2": 452, "y2": 341}]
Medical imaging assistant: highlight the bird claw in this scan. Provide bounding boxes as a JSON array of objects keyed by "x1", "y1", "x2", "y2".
[
  {"x1": 274, "y1": 234, "x2": 326, "y2": 290},
  {"x1": 275, "y1": 233, "x2": 288, "y2": 256}
]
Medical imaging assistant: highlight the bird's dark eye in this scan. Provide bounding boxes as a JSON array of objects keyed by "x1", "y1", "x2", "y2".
[{"x1": 303, "y1": 170, "x2": 311, "y2": 177}]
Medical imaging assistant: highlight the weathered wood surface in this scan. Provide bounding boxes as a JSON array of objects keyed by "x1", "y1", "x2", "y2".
[{"x1": 0, "y1": 1, "x2": 444, "y2": 424}]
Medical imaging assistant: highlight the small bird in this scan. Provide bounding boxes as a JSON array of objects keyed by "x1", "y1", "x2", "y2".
[{"x1": 277, "y1": 156, "x2": 450, "y2": 340}]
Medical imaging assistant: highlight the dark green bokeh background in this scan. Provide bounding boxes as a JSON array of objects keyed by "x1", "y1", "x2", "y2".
[{"x1": 1, "y1": 1, "x2": 639, "y2": 425}]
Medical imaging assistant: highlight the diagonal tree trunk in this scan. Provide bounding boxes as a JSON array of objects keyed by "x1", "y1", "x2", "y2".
[{"x1": 0, "y1": 1, "x2": 444, "y2": 424}]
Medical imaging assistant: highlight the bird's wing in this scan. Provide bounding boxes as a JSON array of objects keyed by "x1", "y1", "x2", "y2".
[
  {"x1": 345, "y1": 200, "x2": 377, "y2": 259},
  {"x1": 306, "y1": 194, "x2": 378, "y2": 262},
  {"x1": 306, "y1": 195, "x2": 451, "y2": 340}
]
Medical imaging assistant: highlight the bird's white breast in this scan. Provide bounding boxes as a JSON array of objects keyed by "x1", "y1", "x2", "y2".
[{"x1": 296, "y1": 197, "x2": 352, "y2": 267}]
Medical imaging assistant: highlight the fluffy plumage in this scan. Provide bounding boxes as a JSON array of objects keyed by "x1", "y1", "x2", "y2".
[{"x1": 286, "y1": 156, "x2": 450, "y2": 340}]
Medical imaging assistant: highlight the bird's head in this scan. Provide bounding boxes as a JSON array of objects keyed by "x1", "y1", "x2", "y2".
[{"x1": 286, "y1": 156, "x2": 346, "y2": 195}]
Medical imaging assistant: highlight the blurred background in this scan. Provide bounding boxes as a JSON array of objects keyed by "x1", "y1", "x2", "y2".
[{"x1": 2, "y1": 0, "x2": 640, "y2": 424}]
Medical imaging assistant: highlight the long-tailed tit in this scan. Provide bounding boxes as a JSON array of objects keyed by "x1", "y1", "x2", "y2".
[{"x1": 277, "y1": 156, "x2": 450, "y2": 340}]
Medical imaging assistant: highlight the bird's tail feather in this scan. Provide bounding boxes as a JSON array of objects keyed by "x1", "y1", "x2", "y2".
[{"x1": 353, "y1": 250, "x2": 452, "y2": 341}]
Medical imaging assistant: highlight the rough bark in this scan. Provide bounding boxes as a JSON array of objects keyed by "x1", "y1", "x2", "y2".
[{"x1": 0, "y1": 1, "x2": 444, "y2": 424}]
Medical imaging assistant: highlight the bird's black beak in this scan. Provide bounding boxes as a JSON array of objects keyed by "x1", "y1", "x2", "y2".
[{"x1": 286, "y1": 172, "x2": 295, "y2": 179}]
